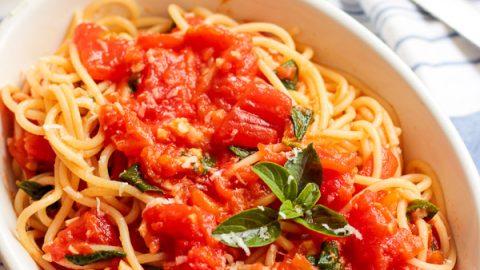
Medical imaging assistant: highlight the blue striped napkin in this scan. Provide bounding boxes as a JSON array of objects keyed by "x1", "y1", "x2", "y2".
[{"x1": 328, "y1": 0, "x2": 480, "y2": 171}]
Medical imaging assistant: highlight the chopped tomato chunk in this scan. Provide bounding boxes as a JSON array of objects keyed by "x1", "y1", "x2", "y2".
[
  {"x1": 277, "y1": 254, "x2": 317, "y2": 270},
  {"x1": 8, "y1": 129, "x2": 55, "y2": 176},
  {"x1": 73, "y1": 23, "x2": 131, "y2": 81},
  {"x1": 345, "y1": 191, "x2": 422, "y2": 270},
  {"x1": 319, "y1": 169, "x2": 355, "y2": 211},
  {"x1": 43, "y1": 210, "x2": 120, "y2": 261},
  {"x1": 360, "y1": 147, "x2": 398, "y2": 179},
  {"x1": 315, "y1": 145, "x2": 356, "y2": 174}
]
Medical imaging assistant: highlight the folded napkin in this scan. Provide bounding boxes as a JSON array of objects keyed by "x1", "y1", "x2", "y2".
[{"x1": 327, "y1": 0, "x2": 480, "y2": 171}]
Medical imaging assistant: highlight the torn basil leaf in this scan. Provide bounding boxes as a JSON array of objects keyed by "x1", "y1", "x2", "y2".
[
  {"x1": 291, "y1": 106, "x2": 313, "y2": 141},
  {"x1": 119, "y1": 164, "x2": 163, "y2": 193},
  {"x1": 228, "y1": 146, "x2": 256, "y2": 159},
  {"x1": 407, "y1": 199, "x2": 439, "y2": 221},
  {"x1": 200, "y1": 155, "x2": 216, "y2": 175},
  {"x1": 285, "y1": 143, "x2": 323, "y2": 191},
  {"x1": 251, "y1": 162, "x2": 298, "y2": 202},
  {"x1": 318, "y1": 241, "x2": 344, "y2": 270},
  {"x1": 16, "y1": 181, "x2": 53, "y2": 200},
  {"x1": 127, "y1": 73, "x2": 140, "y2": 92},
  {"x1": 277, "y1": 59, "x2": 299, "y2": 90},
  {"x1": 65, "y1": 250, "x2": 126, "y2": 266},
  {"x1": 294, "y1": 205, "x2": 350, "y2": 237},
  {"x1": 294, "y1": 182, "x2": 321, "y2": 210},
  {"x1": 212, "y1": 207, "x2": 281, "y2": 247},
  {"x1": 278, "y1": 200, "x2": 304, "y2": 220}
]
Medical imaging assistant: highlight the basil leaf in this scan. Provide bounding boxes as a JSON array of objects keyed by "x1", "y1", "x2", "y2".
[
  {"x1": 282, "y1": 138, "x2": 302, "y2": 148},
  {"x1": 278, "y1": 200, "x2": 304, "y2": 220},
  {"x1": 229, "y1": 146, "x2": 256, "y2": 159},
  {"x1": 285, "y1": 143, "x2": 322, "y2": 191},
  {"x1": 119, "y1": 164, "x2": 163, "y2": 193},
  {"x1": 407, "y1": 199, "x2": 439, "y2": 221},
  {"x1": 65, "y1": 250, "x2": 126, "y2": 266},
  {"x1": 294, "y1": 183, "x2": 321, "y2": 210},
  {"x1": 306, "y1": 255, "x2": 318, "y2": 266},
  {"x1": 212, "y1": 207, "x2": 281, "y2": 248},
  {"x1": 251, "y1": 162, "x2": 298, "y2": 202},
  {"x1": 277, "y1": 59, "x2": 299, "y2": 90},
  {"x1": 294, "y1": 205, "x2": 350, "y2": 237},
  {"x1": 318, "y1": 241, "x2": 344, "y2": 270},
  {"x1": 200, "y1": 155, "x2": 216, "y2": 175},
  {"x1": 291, "y1": 106, "x2": 313, "y2": 141},
  {"x1": 16, "y1": 181, "x2": 53, "y2": 200},
  {"x1": 127, "y1": 73, "x2": 140, "y2": 92}
]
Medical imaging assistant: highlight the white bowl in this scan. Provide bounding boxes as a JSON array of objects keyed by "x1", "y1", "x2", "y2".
[{"x1": 0, "y1": 0, "x2": 478, "y2": 269}]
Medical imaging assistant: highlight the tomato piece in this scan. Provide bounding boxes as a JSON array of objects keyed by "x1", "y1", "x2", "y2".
[
  {"x1": 137, "y1": 32, "x2": 184, "y2": 50},
  {"x1": 141, "y1": 204, "x2": 217, "y2": 254},
  {"x1": 165, "y1": 246, "x2": 225, "y2": 270},
  {"x1": 345, "y1": 191, "x2": 422, "y2": 270},
  {"x1": 277, "y1": 254, "x2": 317, "y2": 270},
  {"x1": 73, "y1": 23, "x2": 131, "y2": 81},
  {"x1": 237, "y1": 81, "x2": 292, "y2": 132},
  {"x1": 8, "y1": 129, "x2": 55, "y2": 176},
  {"x1": 185, "y1": 24, "x2": 236, "y2": 53},
  {"x1": 43, "y1": 210, "x2": 120, "y2": 261},
  {"x1": 315, "y1": 145, "x2": 356, "y2": 174},
  {"x1": 99, "y1": 104, "x2": 154, "y2": 156},
  {"x1": 360, "y1": 147, "x2": 398, "y2": 179},
  {"x1": 213, "y1": 107, "x2": 279, "y2": 148},
  {"x1": 319, "y1": 169, "x2": 355, "y2": 211}
]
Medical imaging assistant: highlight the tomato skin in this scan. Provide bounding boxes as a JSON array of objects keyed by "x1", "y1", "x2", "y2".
[
  {"x1": 345, "y1": 191, "x2": 422, "y2": 270},
  {"x1": 43, "y1": 210, "x2": 120, "y2": 261},
  {"x1": 73, "y1": 23, "x2": 131, "y2": 81},
  {"x1": 360, "y1": 147, "x2": 398, "y2": 179},
  {"x1": 137, "y1": 32, "x2": 184, "y2": 50},
  {"x1": 277, "y1": 254, "x2": 317, "y2": 270}
]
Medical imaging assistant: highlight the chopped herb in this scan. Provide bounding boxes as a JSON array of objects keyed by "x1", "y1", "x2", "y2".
[
  {"x1": 306, "y1": 255, "x2": 318, "y2": 265},
  {"x1": 407, "y1": 199, "x2": 439, "y2": 221},
  {"x1": 318, "y1": 241, "x2": 344, "y2": 270},
  {"x1": 228, "y1": 146, "x2": 256, "y2": 159},
  {"x1": 16, "y1": 181, "x2": 53, "y2": 200},
  {"x1": 127, "y1": 73, "x2": 141, "y2": 92},
  {"x1": 291, "y1": 106, "x2": 313, "y2": 141},
  {"x1": 119, "y1": 164, "x2": 163, "y2": 193},
  {"x1": 200, "y1": 155, "x2": 216, "y2": 175},
  {"x1": 276, "y1": 59, "x2": 299, "y2": 90},
  {"x1": 65, "y1": 250, "x2": 126, "y2": 266}
]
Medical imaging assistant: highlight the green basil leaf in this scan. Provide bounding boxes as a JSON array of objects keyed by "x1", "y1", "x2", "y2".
[
  {"x1": 16, "y1": 181, "x2": 53, "y2": 200},
  {"x1": 278, "y1": 200, "x2": 304, "y2": 220},
  {"x1": 212, "y1": 207, "x2": 281, "y2": 248},
  {"x1": 318, "y1": 240, "x2": 344, "y2": 270},
  {"x1": 65, "y1": 250, "x2": 126, "y2": 266},
  {"x1": 277, "y1": 59, "x2": 299, "y2": 90},
  {"x1": 291, "y1": 106, "x2": 313, "y2": 141},
  {"x1": 294, "y1": 183, "x2": 321, "y2": 210},
  {"x1": 251, "y1": 162, "x2": 298, "y2": 202},
  {"x1": 200, "y1": 155, "x2": 216, "y2": 175},
  {"x1": 282, "y1": 138, "x2": 302, "y2": 148},
  {"x1": 228, "y1": 146, "x2": 256, "y2": 159},
  {"x1": 407, "y1": 199, "x2": 439, "y2": 221},
  {"x1": 127, "y1": 73, "x2": 140, "y2": 92},
  {"x1": 294, "y1": 205, "x2": 350, "y2": 237},
  {"x1": 119, "y1": 164, "x2": 163, "y2": 193},
  {"x1": 306, "y1": 255, "x2": 318, "y2": 266},
  {"x1": 285, "y1": 143, "x2": 322, "y2": 191}
]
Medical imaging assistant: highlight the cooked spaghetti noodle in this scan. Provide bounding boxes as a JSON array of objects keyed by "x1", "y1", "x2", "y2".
[{"x1": 2, "y1": 0, "x2": 456, "y2": 269}]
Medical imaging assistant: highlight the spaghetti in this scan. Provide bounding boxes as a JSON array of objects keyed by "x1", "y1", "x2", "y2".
[{"x1": 1, "y1": 0, "x2": 456, "y2": 269}]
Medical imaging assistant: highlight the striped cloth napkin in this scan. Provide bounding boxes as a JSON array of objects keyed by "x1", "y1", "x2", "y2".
[{"x1": 326, "y1": 0, "x2": 480, "y2": 171}]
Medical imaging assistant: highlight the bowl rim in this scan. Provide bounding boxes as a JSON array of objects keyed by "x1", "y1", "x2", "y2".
[{"x1": 0, "y1": 0, "x2": 478, "y2": 269}]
